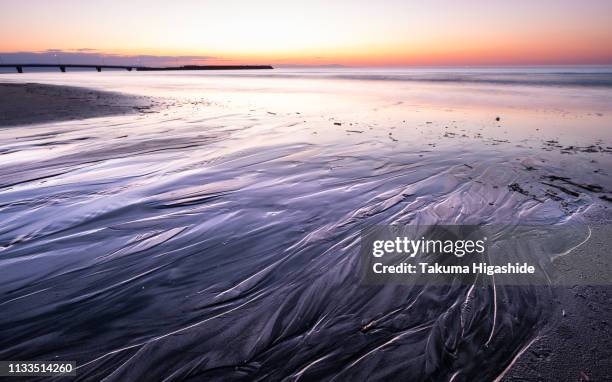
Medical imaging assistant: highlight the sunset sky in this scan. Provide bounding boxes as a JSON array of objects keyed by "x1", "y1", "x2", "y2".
[{"x1": 2, "y1": 0, "x2": 612, "y2": 66}]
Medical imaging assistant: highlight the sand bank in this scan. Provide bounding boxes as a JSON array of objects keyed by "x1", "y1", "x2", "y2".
[
  {"x1": 504, "y1": 217, "x2": 612, "y2": 381},
  {"x1": 0, "y1": 82, "x2": 153, "y2": 127}
]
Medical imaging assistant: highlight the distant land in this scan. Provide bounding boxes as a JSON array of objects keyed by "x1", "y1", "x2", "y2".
[
  {"x1": 275, "y1": 64, "x2": 345, "y2": 68},
  {"x1": 137, "y1": 65, "x2": 273, "y2": 71}
]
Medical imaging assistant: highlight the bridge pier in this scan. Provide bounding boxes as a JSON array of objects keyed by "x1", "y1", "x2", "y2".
[{"x1": 0, "y1": 63, "x2": 274, "y2": 74}]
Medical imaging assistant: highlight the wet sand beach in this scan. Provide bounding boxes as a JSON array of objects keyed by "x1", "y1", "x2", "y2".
[{"x1": 0, "y1": 69, "x2": 611, "y2": 381}]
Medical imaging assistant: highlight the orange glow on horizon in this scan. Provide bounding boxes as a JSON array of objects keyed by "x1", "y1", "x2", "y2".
[{"x1": 2, "y1": 0, "x2": 612, "y2": 67}]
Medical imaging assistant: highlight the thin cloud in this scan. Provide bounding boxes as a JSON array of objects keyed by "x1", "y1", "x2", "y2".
[{"x1": 0, "y1": 50, "x2": 217, "y2": 66}]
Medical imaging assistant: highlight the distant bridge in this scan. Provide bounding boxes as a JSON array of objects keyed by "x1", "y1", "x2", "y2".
[{"x1": 0, "y1": 64, "x2": 273, "y2": 73}]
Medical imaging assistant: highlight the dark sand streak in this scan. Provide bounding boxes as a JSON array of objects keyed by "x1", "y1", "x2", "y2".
[{"x1": 0, "y1": 83, "x2": 154, "y2": 127}]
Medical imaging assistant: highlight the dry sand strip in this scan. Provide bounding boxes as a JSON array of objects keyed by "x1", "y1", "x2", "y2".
[
  {"x1": 504, "y1": 217, "x2": 612, "y2": 382},
  {"x1": 0, "y1": 82, "x2": 155, "y2": 127}
]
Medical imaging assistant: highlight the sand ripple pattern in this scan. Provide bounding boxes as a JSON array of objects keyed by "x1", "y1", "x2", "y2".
[{"x1": 0, "y1": 81, "x2": 611, "y2": 381}]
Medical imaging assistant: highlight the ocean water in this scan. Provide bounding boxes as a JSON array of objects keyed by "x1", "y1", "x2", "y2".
[{"x1": 0, "y1": 67, "x2": 611, "y2": 380}]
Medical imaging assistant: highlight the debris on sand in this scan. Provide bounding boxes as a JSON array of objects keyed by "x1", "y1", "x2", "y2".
[
  {"x1": 545, "y1": 175, "x2": 570, "y2": 181},
  {"x1": 345, "y1": 130, "x2": 363, "y2": 134},
  {"x1": 542, "y1": 140, "x2": 563, "y2": 150},
  {"x1": 133, "y1": 105, "x2": 157, "y2": 114},
  {"x1": 541, "y1": 182, "x2": 580, "y2": 197},
  {"x1": 545, "y1": 190, "x2": 564, "y2": 201},
  {"x1": 508, "y1": 183, "x2": 529, "y2": 196},
  {"x1": 559, "y1": 144, "x2": 606, "y2": 154},
  {"x1": 333, "y1": 122, "x2": 342, "y2": 126},
  {"x1": 542, "y1": 175, "x2": 604, "y2": 193},
  {"x1": 495, "y1": 116, "x2": 501, "y2": 121},
  {"x1": 575, "y1": 183, "x2": 603, "y2": 193},
  {"x1": 579, "y1": 145, "x2": 598, "y2": 153}
]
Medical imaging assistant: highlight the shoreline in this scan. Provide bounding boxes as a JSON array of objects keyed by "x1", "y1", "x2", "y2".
[{"x1": 0, "y1": 82, "x2": 154, "y2": 127}]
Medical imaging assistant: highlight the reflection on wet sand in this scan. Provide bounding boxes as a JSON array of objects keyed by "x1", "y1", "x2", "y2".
[{"x1": 0, "y1": 68, "x2": 611, "y2": 380}]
